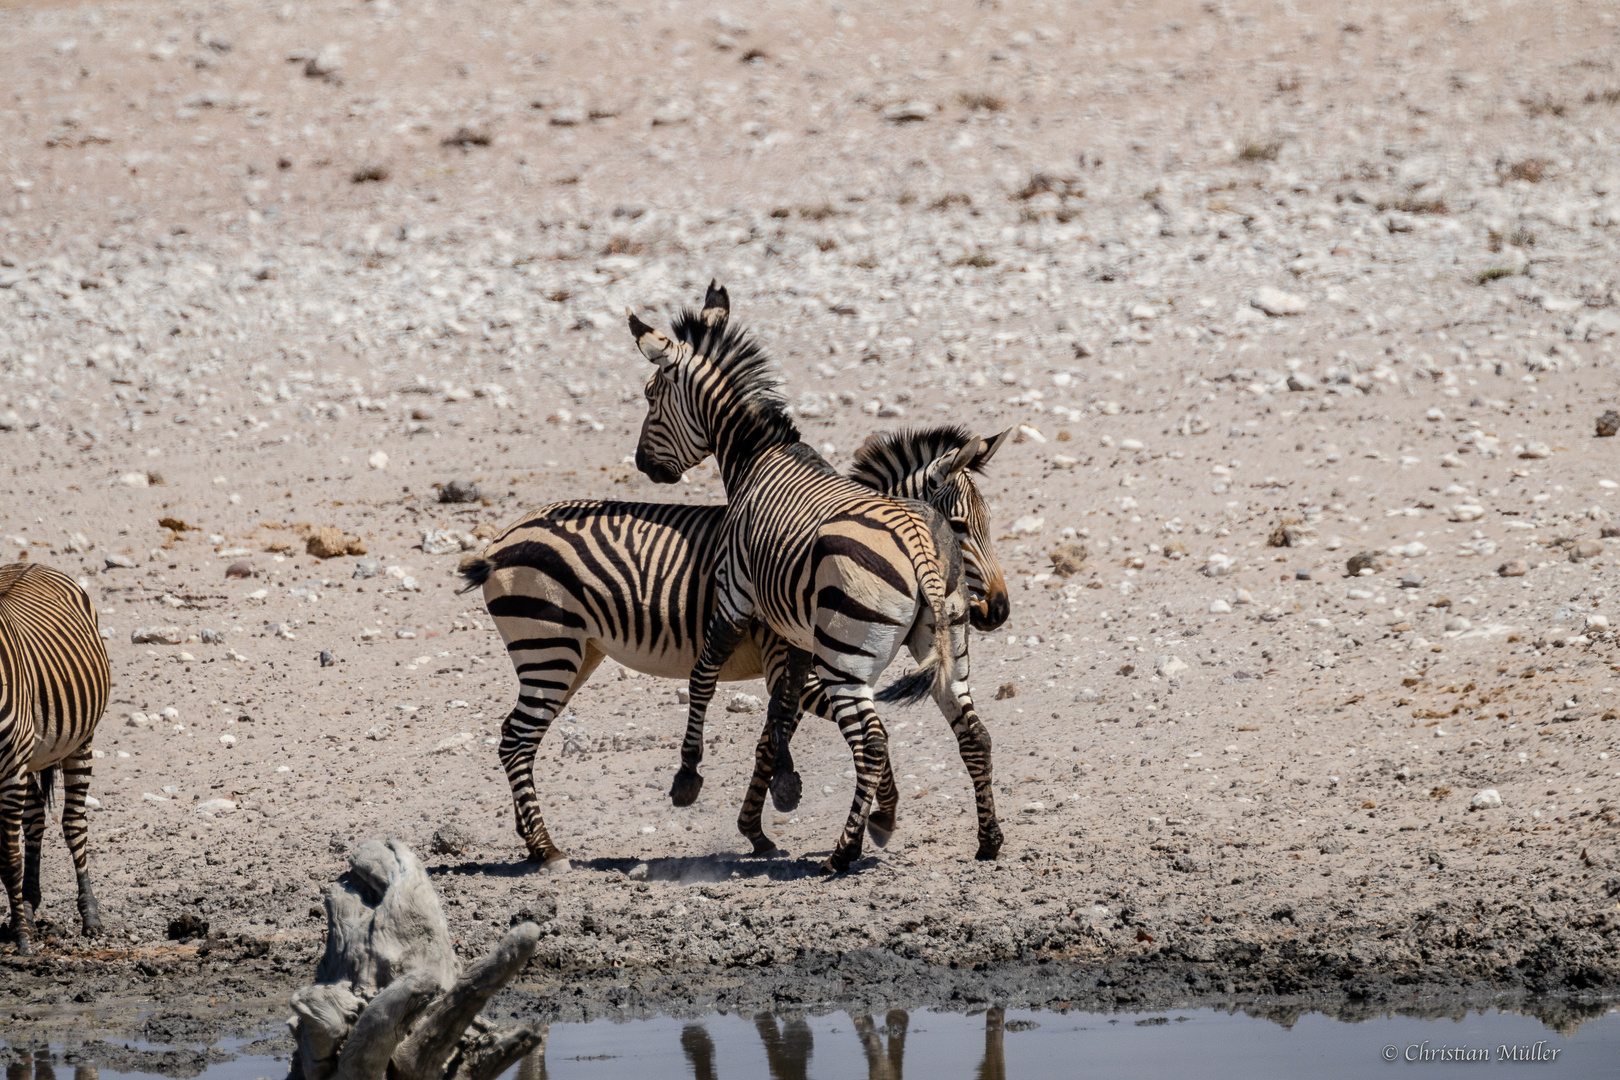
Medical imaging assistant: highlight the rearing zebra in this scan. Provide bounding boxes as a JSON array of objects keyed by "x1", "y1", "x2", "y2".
[
  {"x1": 1, "y1": 562, "x2": 109, "y2": 955},
  {"x1": 630, "y1": 283, "x2": 967, "y2": 873},
  {"x1": 465, "y1": 421, "x2": 1011, "y2": 870}
]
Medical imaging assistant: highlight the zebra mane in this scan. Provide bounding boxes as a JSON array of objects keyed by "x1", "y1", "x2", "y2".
[
  {"x1": 668, "y1": 306, "x2": 800, "y2": 452},
  {"x1": 847, "y1": 424, "x2": 985, "y2": 492}
]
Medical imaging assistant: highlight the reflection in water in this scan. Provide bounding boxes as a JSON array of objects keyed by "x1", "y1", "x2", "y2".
[
  {"x1": 975, "y1": 1008, "x2": 1005, "y2": 1080},
  {"x1": 751, "y1": 1013, "x2": 813, "y2": 1080},
  {"x1": 515, "y1": 1034, "x2": 548, "y2": 1080},
  {"x1": 4, "y1": 1058, "x2": 93, "y2": 1080}
]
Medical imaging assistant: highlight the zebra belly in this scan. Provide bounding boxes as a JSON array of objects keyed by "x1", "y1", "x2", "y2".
[
  {"x1": 591, "y1": 631, "x2": 765, "y2": 683},
  {"x1": 26, "y1": 727, "x2": 85, "y2": 772}
]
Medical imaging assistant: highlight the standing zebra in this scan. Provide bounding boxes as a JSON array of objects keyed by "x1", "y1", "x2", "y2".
[
  {"x1": 465, "y1": 422, "x2": 1010, "y2": 871},
  {"x1": 630, "y1": 283, "x2": 968, "y2": 873},
  {"x1": 0, "y1": 563, "x2": 109, "y2": 955}
]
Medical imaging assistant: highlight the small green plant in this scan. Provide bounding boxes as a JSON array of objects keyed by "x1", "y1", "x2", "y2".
[
  {"x1": 1521, "y1": 96, "x2": 1567, "y2": 118},
  {"x1": 958, "y1": 92, "x2": 1006, "y2": 112},
  {"x1": 1476, "y1": 266, "x2": 1521, "y2": 284},
  {"x1": 1239, "y1": 140, "x2": 1283, "y2": 162},
  {"x1": 952, "y1": 250, "x2": 995, "y2": 268}
]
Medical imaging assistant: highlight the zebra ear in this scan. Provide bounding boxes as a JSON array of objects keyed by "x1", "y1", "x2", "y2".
[
  {"x1": 700, "y1": 280, "x2": 730, "y2": 328},
  {"x1": 970, "y1": 427, "x2": 1014, "y2": 471},
  {"x1": 920, "y1": 440, "x2": 980, "y2": 498},
  {"x1": 627, "y1": 310, "x2": 679, "y2": 370}
]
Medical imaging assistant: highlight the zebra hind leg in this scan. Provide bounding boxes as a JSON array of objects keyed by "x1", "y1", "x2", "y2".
[
  {"x1": 60, "y1": 747, "x2": 102, "y2": 935},
  {"x1": 2, "y1": 774, "x2": 36, "y2": 955},
  {"x1": 21, "y1": 767, "x2": 49, "y2": 924},
  {"x1": 867, "y1": 743, "x2": 899, "y2": 849},
  {"x1": 498, "y1": 644, "x2": 601, "y2": 872},
  {"x1": 819, "y1": 693, "x2": 886, "y2": 876}
]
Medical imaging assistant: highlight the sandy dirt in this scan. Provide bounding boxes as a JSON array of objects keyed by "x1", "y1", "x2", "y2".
[{"x1": 2, "y1": 0, "x2": 1619, "y2": 1040}]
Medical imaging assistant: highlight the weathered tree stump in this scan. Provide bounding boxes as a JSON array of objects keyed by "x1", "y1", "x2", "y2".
[{"x1": 288, "y1": 839, "x2": 543, "y2": 1080}]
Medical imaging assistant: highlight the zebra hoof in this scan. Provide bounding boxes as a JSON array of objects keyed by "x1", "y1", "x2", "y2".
[
  {"x1": 818, "y1": 855, "x2": 848, "y2": 877},
  {"x1": 976, "y1": 821, "x2": 1004, "y2": 861},
  {"x1": 867, "y1": 810, "x2": 895, "y2": 849},
  {"x1": 538, "y1": 855, "x2": 572, "y2": 876},
  {"x1": 80, "y1": 915, "x2": 104, "y2": 938},
  {"x1": 669, "y1": 768, "x2": 704, "y2": 807},
  {"x1": 748, "y1": 837, "x2": 779, "y2": 857},
  {"x1": 769, "y1": 770, "x2": 802, "y2": 813}
]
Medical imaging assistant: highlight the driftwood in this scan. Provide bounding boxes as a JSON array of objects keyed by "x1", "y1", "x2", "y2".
[{"x1": 288, "y1": 839, "x2": 543, "y2": 1080}]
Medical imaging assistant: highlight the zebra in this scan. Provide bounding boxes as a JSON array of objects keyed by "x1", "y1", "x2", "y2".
[
  {"x1": 629, "y1": 283, "x2": 971, "y2": 873},
  {"x1": 462, "y1": 422, "x2": 1010, "y2": 871},
  {"x1": 0, "y1": 563, "x2": 110, "y2": 955}
]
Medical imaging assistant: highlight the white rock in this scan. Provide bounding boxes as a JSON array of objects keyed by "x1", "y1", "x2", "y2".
[
  {"x1": 1470, "y1": 788, "x2": 1503, "y2": 810},
  {"x1": 1014, "y1": 424, "x2": 1046, "y2": 444},
  {"x1": 366, "y1": 725, "x2": 390, "y2": 741},
  {"x1": 1119, "y1": 438, "x2": 1145, "y2": 452},
  {"x1": 420, "y1": 528, "x2": 478, "y2": 554},
  {"x1": 627, "y1": 862, "x2": 650, "y2": 881},
  {"x1": 1201, "y1": 554, "x2": 1236, "y2": 577},
  {"x1": 196, "y1": 798, "x2": 238, "y2": 814},
  {"x1": 1307, "y1": 618, "x2": 1332, "y2": 629},
  {"x1": 131, "y1": 625, "x2": 183, "y2": 645},
  {"x1": 1208, "y1": 599, "x2": 1232, "y2": 614},
  {"x1": 160, "y1": 706, "x2": 180, "y2": 721},
  {"x1": 1020, "y1": 801, "x2": 1046, "y2": 813},
  {"x1": 1393, "y1": 542, "x2": 1427, "y2": 558},
  {"x1": 1009, "y1": 515, "x2": 1045, "y2": 536},
  {"x1": 1252, "y1": 287, "x2": 1308, "y2": 316},
  {"x1": 1232, "y1": 588, "x2": 1254, "y2": 605},
  {"x1": 1074, "y1": 687, "x2": 1099, "y2": 703},
  {"x1": 1449, "y1": 504, "x2": 1485, "y2": 522},
  {"x1": 126, "y1": 712, "x2": 148, "y2": 728},
  {"x1": 1156, "y1": 655, "x2": 1189, "y2": 679},
  {"x1": 218, "y1": 733, "x2": 237, "y2": 747},
  {"x1": 368, "y1": 450, "x2": 389, "y2": 470},
  {"x1": 1444, "y1": 616, "x2": 1472, "y2": 632},
  {"x1": 433, "y1": 732, "x2": 476, "y2": 754},
  {"x1": 141, "y1": 792, "x2": 168, "y2": 803},
  {"x1": 1586, "y1": 615, "x2": 1609, "y2": 633},
  {"x1": 83, "y1": 796, "x2": 101, "y2": 810},
  {"x1": 1519, "y1": 442, "x2": 1553, "y2": 460},
  {"x1": 1347, "y1": 588, "x2": 1374, "y2": 600},
  {"x1": 726, "y1": 692, "x2": 762, "y2": 713},
  {"x1": 118, "y1": 472, "x2": 150, "y2": 488}
]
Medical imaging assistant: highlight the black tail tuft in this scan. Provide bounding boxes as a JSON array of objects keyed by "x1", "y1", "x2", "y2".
[
  {"x1": 31, "y1": 767, "x2": 57, "y2": 812},
  {"x1": 875, "y1": 662, "x2": 936, "y2": 706},
  {"x1": 456, "y1": 556, "x2": 493, "y2": 595}
]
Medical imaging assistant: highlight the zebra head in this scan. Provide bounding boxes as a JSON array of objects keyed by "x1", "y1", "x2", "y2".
[
  {"x1": 849, "y1": 425, "x2": 1013, "y2": 632},
  {"x1": 628, "y1": 282, "x2": 798, "y2": 485}
]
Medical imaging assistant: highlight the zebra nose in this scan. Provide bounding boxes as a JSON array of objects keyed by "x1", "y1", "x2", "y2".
[
  {"x1": 635, "y1": 446, "x2": 680, "y2": 484},
  {"x1": 972, "y1": 590, "x2": 1010, "y2": 632}
]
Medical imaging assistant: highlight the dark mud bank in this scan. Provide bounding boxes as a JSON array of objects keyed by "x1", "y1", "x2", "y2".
[{"x1": 3, "y1": 933, "x2": 1616, "y2": 1058}]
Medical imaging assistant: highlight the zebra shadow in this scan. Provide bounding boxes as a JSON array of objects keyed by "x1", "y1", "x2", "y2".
[{"x1": 571, "y1": 852, "x2": 876, "y2": 884}]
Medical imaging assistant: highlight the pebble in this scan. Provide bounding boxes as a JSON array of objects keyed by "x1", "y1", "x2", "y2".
[
  {"x1": 196, "y1": 798, "x2": 238, "y2": 814},
  {"x1": 1232, "y1": 588, "x2": 1253, "y2": 605},
  {"x1": 432, "y1": 732, "x2": 476, "y2": 754},
  {"x1": 429, "y1": 824, "x2": 477, "y2": 855},
  {"x1": 1392, "y1": 542, "x2": 1427, "y2": 558},
  {"x1": 225, "y1": 560, "x2": 253, "y2": 580},
  {"x1": 1207, "y1": 599, "x2": 1232, "y2": 614},
  {"x1": 118, "y1": 472, "x2": 150, "y2": 488},
  {"x1": 1598, "y1": 410, "x2": 1620, "y2": 438},
  {"x1": 1252, "y1": 286, "x2": 1308, "y2": 316},
  {"x1": 1307, "y1": 618, "x2": 1332, "y2": 629},
  {"x1": 307, "y1": 525, "x2": 364, "y2": 559},
  {"x1": 319, "y1": 650, "x2": 335, "y2": 667},
  {"x1": 1155, "y1": 655, "x2": 1189, "y2": 679},
  {"x1": 1586, "y1": 615, "x2": 1610, "y2": 633},
  {"x1": 440, "y1": 479, "x2": 481, "y2": 504},
  {"x1": 1444, "y1": 616, "x2": 1472, "y2": 632},
  {"x1": 126, "y1": 712, "x2": 148, "y2": 728},
  {"x1": 1073, "y1": 687, "x2": 1099, "y2": 703},
  {"x1": 1020, "y1": 801, "x2": 1046, "y2": 814},
  {"x1": 304, "y1": 46, "x2": 342, "y2": 78},
  {"x1": 1048, "y1": 542, "x2": 1088, "y2": 577},
  {"x1": 366, "y1": 725, "x2": 390, "y2": 741},
  {"x1": 367, "y1": 451, "x2": 389, "y2": 470},
  {"x1": 353, "y1": 559, "x2": 382, "y2": 579},
  {"x1": 1449, "y1": 504, "x2": 1485, "y2": 522},
  {"x1": 104, "y1": 555, "x2": 136, "y2": 569},
  {"x1": 1345, "y1": 552, "x2": 1381, "y2": 576},
  {"x1": 1498, "y1": 558, "x2": 1530, "y2": 577},
  {"x1": 131, "y1": 625, "x2": 183, "y2": 645},
  {"x1": 726, "y1": 693, "x2": 762, "y2": 713},
  {"x1": 1347, "y1": 587, "x2": 1374, "y2": 600},
  {"x1": 218, "y1": 734, "x2": 237, "y2": 747},
  {"x1": 1518, "y1": 442, "x2": 1553, "y2": 459},
  {"x1": 1470, "y1": 789, "x2": 1503, "y2": 810},
  {"x1": 1570, "y1": 539, "x2": 1604, "y2": 561},
  {"x1": 1399, "y1": 574, "x2": 1423, "y2": 589},
  {"x1": 1009, "y1": 514, "x2": 1045, "y2": 536},
  {"x1": 627, "y1": 862, "x2": 651, "y2": 882},
  {"x1": 1201, "y1": 554, "x2": 1236, "y2": 577},
  {"x1": 421, "y1": 528, "x2": 479, "y2": 554}
]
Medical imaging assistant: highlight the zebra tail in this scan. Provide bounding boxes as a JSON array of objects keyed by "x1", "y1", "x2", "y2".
[
  {"x1": 456, "y1": 555, "x2": 494, "y2": 595},
  {"x1": 32, "y1": 767, "x2": 57, "y2": 812},
  {"x1": 879, "y1": 528, "x2": 957, "y2": 707}
]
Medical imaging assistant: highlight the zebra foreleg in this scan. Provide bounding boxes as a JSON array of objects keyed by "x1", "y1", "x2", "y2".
[
  {"x1": 60, "y1": 746, "x2": 101, "y2": 935},
  {"x1": 2, "y1": 773, "x2": 35, "y2": 955},
  {"x1": 736, "y1": 710, "x2": 802, "y2": 856},
  {"x1": 765, "y1": 645, "x2": 812, "y2": 813},
  {"x1": 674, "y1": 612, "x2": 748, "y2": 807}
]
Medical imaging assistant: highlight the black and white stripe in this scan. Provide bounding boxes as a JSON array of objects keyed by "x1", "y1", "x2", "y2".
[
  {"x1": 630, "y1": 284, "x2": 970, "y2": 873},
  {"x1": 0, "y1": 562, "x2": 110, "y2": 955},
  {"x1": 464, "y1": 423, "x2": 1011, "y2": 869}
]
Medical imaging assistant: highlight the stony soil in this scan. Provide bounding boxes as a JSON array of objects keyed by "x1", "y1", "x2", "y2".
[{"x1": 2, "y1": 0, "x2": 1619, "y2": 1047}]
